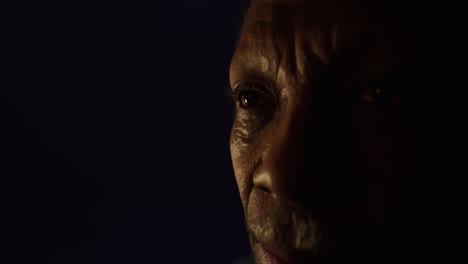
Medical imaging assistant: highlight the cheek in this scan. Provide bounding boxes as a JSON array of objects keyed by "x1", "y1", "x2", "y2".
[
  {"x1": 232, "y1": 109, "x2": 271, "y2": 140},
  {"x1": 348, "y1": 106, "x2": 430, "y2": 230},
  {"x1": 230, "y1": 123, "x2": 259, "y2": 211},
  {"x1": 230, "y1": 109, "x2": 272, "y2": 211},
  {"x1": 230, "y1": 135, "x2": 246, "y2": 195},
  {"x1": 349, "y1": 106, "x2": 414, "y2": 182}
]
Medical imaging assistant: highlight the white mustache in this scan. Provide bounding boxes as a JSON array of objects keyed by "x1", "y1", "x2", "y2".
[{"x1": 247, "y1": 202, "x2": 321, "y2": 252}]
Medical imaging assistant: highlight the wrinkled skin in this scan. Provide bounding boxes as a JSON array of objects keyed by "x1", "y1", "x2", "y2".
[{"x1": 229, "y1": 0, "x2": 455, "y2": 263}]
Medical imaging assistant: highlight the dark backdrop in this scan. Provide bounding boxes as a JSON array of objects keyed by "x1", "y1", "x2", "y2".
[{"x1": 2, "y1": 1, "x2": 250, "y2": 263}]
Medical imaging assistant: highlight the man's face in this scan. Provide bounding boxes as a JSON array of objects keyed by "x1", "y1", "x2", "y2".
[{"x1": 229, "y1": 0, "x2": 443, "y2": 263}]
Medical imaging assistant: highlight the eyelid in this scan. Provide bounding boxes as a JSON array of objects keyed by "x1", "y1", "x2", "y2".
[
  {"x1": 231, "y1": 69, "x2": 280, "y2": 94},
  {"x1": 232, "y1": 82, "x2": 278, "y2": 103},
  {"x1": 355, "y1": 77, "x2": 406, "y2": 105}
]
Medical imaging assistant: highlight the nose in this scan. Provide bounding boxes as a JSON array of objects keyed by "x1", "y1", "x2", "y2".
[
  {"x1": 252, "y1": 104, "x2": 351, "y2": 203},
  {"x1": 253, "y1": 106, "x2": 314, "y2": 200}
]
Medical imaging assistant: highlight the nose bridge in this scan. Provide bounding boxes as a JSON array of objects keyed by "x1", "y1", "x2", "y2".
[
  {"x1": 252, "y1": 88, "x2": 363, "y2": 204},
  {"x1": 253, "y1": 103, "x2": 311, "y2": 199}
]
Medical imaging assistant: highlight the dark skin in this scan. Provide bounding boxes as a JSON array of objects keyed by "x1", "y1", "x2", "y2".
[{"x1": 229, "y1": 0, "x2": 452, "y2": 263}]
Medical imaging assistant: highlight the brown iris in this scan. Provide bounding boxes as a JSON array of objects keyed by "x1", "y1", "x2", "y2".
[
  {"x1": 239, "y1": 90, "x2": 261, "y2": 108},
  {"x1": 234, "y1": 82, "x2": 276, "y2": 109},
  {"x1": 360, "y1": 78, "x2": 404, "y2": 105}
]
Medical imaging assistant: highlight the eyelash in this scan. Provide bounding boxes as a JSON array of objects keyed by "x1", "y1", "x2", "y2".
[
  {"x1": 357, "y1": 79, "x2": 403, "y2": 105},
  {"x1": 232, "y1": 88, "x2": 270, "y2": 103},
  {"x1": 230, "y1": 83, "x2": 276, "y2": 104},
  {"x1": 226, "y1": 78, "x2": 402, "y2": 110},
  {"x1": 227, "y1": 83, "x2": 278, "y2": 132}
]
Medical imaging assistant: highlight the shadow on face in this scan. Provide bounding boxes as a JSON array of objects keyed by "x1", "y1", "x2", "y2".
[{"x1": 229, "y1": 0, "x2": 460, "y2": 263}]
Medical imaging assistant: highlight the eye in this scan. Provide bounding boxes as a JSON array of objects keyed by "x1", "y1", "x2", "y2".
[
  {"x1": 233, "y1": 82, "x2": 276, "y2": 109},
  {"x1": 360, "y1": 79, "x2": 403, "y2": 104},
  {"x1": 239, "y1": 90, "x2": 260, "y2": 108}
]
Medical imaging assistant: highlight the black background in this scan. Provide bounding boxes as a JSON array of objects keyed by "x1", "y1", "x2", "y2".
[{"x1": 2, "y1": 1, "x2": 250, "y2": 263}]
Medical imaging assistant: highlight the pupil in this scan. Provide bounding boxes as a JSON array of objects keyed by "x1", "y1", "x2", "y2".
[
  {"x1": 374, "y1": 88, "x2": 383, "y2": 96},
  {"x1": 371, "y1": 86, "x2": 390, "y2": 103},
  {"x1": 369, "y1": 79, "x2": 398, "y2": 104},
  {"x1": 242, "y1": 91, "x2": 259, "y2": 107}
]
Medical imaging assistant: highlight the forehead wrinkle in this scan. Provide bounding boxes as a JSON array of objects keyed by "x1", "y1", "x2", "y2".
[
  {"x1": 232, "y1": 0, "x2": 350, "y2": 100},
  {"x1": 242, "y1": 1, "x2": 293, "y2": 29},
  {"x1": 237, "y1": 4, "x2": 312, "y2": 87},
  {"x1": 233, "y1": 20, "x2": 296, "y2": 86}
]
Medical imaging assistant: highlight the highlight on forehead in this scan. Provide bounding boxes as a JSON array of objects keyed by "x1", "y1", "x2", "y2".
[
  {"x1": 236, "y1": 4, "x2": 299, "y2": 79},
  {"x1": 235, "y1": 0, "x2": 339, "y2": 81},
  {"x1": 233, "y1": 0, "x2": 439, "y2": 85},
  {"x1": 242, "y1": 0, "x2": 327, "y2": 33}
]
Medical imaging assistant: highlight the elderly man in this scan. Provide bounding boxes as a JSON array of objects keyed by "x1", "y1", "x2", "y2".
[{"x1": 228, "y1": 0, "x2": 459, "y2": 263}]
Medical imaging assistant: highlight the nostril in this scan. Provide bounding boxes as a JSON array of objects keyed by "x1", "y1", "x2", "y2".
[
  {"x1": 258, "y1": 186, "x2": 271, "y2": 194},
  {"x1": 253, "y1": 168, "x2": 274, "y2": 195}
]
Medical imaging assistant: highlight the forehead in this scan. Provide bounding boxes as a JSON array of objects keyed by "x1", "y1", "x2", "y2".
[{"x1": 230, "y1": 0, "x2": 422, "y2": 87}]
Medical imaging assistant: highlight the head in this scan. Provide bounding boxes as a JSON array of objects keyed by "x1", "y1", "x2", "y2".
[{"x1": 229, "y1": 0, "x2": 459, "y2": 263}]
